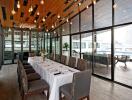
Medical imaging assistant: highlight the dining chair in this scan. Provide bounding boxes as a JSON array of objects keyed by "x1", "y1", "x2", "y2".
[
  {"x1": 29, "y1": 52, "x2": 36, "y2": 57},
  {"x1": 61, "y1": 55, "x2": 67, "y2": 65},
  {"x1": 17, "y1": 60, "x2": 41, "y2": 91},
  {"x1": 59, "y1": 70, "x2": 91, "y2": 100},
  {"x1": 68, "y1": 57, "x2": 76, "y2": 68},
  {"x1": 55, "y1": 54, "x2": 60, "y2": 62},
  {"x1": 77, "y1": 58, "x2": 88, "y2": 71},
  {"x1": 50, "y1": 53, "x2": 54, "y2": 60},
  {"x1": 21, "y1": 64, "x2": 49, "y2": 100}
]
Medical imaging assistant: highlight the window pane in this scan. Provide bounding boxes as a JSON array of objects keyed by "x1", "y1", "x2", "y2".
[
  {"x1": 81, "y1": 33, "x2": 92, "y2": 59},
  {"x1": 52, "y1": 38, "x2": 55, "y2": 53},
  {"x1": 115, "y1": 0, "x2": 132, "y2": 25},
  {"x1": 81, "y1": 6, "x2": 92, "y2": 31},
  {"x1": 94, "y1": 0, "x2": 112, "y2": 29},
  {"x1": 71, "y1": 15, "x2": 79, "y2": 33},
  {"x1": 31, "y1": 32, "x2": 37, "y2": 52},
  {"x1": 14, "y1": 30, "x2": 21, "y2": 53},
  {"x1": 23, "y1": 31, "x2": 29, "y2": 52},
  {"x1": 62, "y1": 23, "x2": 70, "y2": 35},
  {"x1": 94, "y1": 29, "x2": 111, "y2": 79},
  {"x1": 56, "y1": 37, "x2": 60, "y2": 54},
  {"x1": 4, "y1": 30, "x2": 13, "y2": 64},
  {"x1": 114, "y1": 24, "x2": 132, "y2": 87},
  {"x1": 62, "y1": 36, "x2": 70, "y2": 56},
  {"x1": 72, "y1": 35, "x2": 80, "y2": 58}
]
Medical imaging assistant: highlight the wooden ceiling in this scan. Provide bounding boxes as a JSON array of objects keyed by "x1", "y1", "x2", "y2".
[{"x1": 0, "y1": 0, "x2": 92, "y2": 31}]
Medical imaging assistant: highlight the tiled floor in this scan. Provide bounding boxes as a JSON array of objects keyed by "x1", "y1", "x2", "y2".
[{"x1": 0, "y1": 64, "x2": 132, "y2": 100}]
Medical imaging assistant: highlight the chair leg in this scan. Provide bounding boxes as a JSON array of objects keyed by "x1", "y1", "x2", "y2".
[
  {"x1": 23, "y1": 94, "x2": 27, "y2": 100},
  {"x1": 86, "y1": 95, "x2": 89, "y2": 100},
  {"x1": 59, "y1": 91, "x2": 62, "y2": 100},
  {"x1": 47, "y1": 90, "x2": 49, "y2": 100}
]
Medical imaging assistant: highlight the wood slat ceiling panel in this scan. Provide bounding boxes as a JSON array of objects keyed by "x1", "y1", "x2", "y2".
[{"x1": 0, "y1": 0, "x2": 92, "y2": 30}]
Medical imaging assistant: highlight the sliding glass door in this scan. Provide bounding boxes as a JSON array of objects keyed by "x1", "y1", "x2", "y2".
[{"x1": 93, "y1": 29, "x2": 111, "y2": 79}]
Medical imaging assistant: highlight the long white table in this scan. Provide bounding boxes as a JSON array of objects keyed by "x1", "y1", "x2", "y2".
[{"x1": 28, "y1": 56, "x2": 79, "y2": 100}]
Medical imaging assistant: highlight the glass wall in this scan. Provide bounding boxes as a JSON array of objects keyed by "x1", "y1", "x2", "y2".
[
  {"x1": 81, "y1": 6, "x2": 92, "y2": 31},
  {"x1": 72, "y1": 34, "x2": 80, "y2": 58},
  {"x1": 93, "y1": 29, "x2": 111, "y2": 79},
  {"x1": 14, "y1": 30, "x2": 22, "y2": 62},
  {"x1": 114, "y1": 25, "x2": 132, "y2": 86},
  {"x1": 47, "y1": 33, "x2": 51, "y2": 54},
  {"x1": 4, "y1": 30, "x2": 13, "y2": 64},
  {"x1": 23, "y1": 31, "x2": 29, "y2": 52},
  {"x1": 31, "y1": 31, "x2": 37, "y2": 52},
  {"x1": 115, "y1": 0, "x2": 132, "y2": 25},
  {"x1": 55, "y1": 37, "x2": 60, "y2": 55},
  {"x1": 94, "y1": 0, "x2": 112, "y2": 29},
  {"x1": 81, "y1": 33, "x2": 92, "y2": 59},
  {"x1": 62, "y1": 36, "x2": 70, "y2": 56},
  {"x1": 71, "y1": 15, "x2": 79, "y2": 33},
  {"x1": 38, "y1": 32, "x2": 44, "y2": 51}
]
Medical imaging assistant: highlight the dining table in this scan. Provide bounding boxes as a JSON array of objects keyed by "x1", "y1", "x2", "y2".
[{"x1": 28, "y1": 56, "x2": 79, "y2": 100}]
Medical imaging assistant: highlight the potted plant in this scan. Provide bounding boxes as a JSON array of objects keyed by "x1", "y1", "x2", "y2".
[{"x1": 63, "y1": 42, "x2": 69, "y2": 51}]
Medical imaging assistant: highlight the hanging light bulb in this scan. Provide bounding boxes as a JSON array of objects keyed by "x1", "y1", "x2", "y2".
[
  {"x1": 8, "y1": 28, "x2": 11, "y2": 32},
  {"x1": 17, "y1": 1, "x2": 20, "y2": 8},
  {"x1": 57, "y1": 14, "x2": 61, "y2": 19},
  {"x1": 78, "y1": 2, "x2": 81, "y2": 6},
  {"x1": 34, "y1": 20, "x2": 37, "y2": 23},
  {"x1": 54, "y1": 31, "x2": 56, "y2": 34},
  {"x1": 11, "y1": 8, "x2": 16, "y2": 15},
  {"x1": 40, "y1": 0, "x2": 44, "y2": 5},
  {"x1": 70, "y1": 21, "x2": 72, "y2": 25},
  {"x1": 113, "y1": 4, "x2": 117, "y2": 8},
  {"x1": 66, "y1": 18, "x2": 69, "y2": 22},
  {"x1": 52, "y1": 25, "x2": 54, "y2": 28},
  {"x1": 37, "y1": 12, "x2": 40, "y2": 15},
  {"x1": 30, "y1": 6, "x2": 33, "y2": 12},
  {"x1": 42, "y1": 17, "x2": 45, "y2": 22},
  {"x1": 86, "y1": 5, "x2": 89, "y2": 9},
  {"x1": 46, "y1": 29, "x2": 48, "y2": 32},
  {"x1": 29, "y1": 8, "x2": 31, "y2": 12},
  {"x1": 93, "y1": 0, "x2": 96, "y2": 5}
]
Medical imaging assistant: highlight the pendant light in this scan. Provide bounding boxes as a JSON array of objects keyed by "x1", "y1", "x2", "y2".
[{"x1": 17, "y1": 1, "x2": 20, "y2": 8}]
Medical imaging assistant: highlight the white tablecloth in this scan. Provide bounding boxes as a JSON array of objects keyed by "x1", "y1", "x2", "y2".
[{"x1": 28, "y1": 56, "x2": 79, "y2": 100}]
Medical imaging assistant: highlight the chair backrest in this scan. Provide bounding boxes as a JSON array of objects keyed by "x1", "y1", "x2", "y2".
[
  {"x1": 68, "y1": 57, "x2": 76, "y2": 68},
  {"x1": 72, "y1": 70, "x2": 91, "y2": 99},
  {"x1": 29, "y1": 52, "x2": 36, "y2": 57},
  {"x1": 77, "y1": 59, "x2": 88, "y2": 71},
  {"x1": 50, "y1": 53, "x2": 54, "y2": 60},
  {"x1": 61, "y1": 55, "x2": 67, "y2": 65},
  {"x1": 55, "y1": 54, "x2": 60, "y2": 62},
  {"x1": 18, "y1": 60, "x2": 28, "y2": 93}
]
